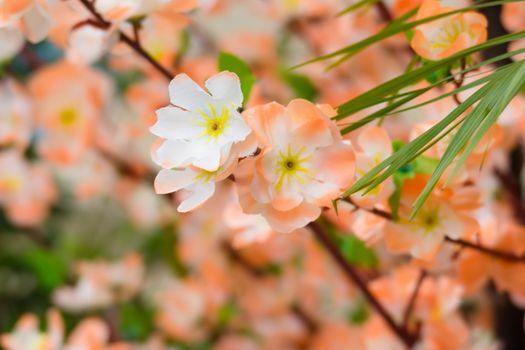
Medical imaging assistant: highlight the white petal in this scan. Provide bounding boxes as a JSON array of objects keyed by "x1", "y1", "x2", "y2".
[
  {"x1": 150, "y1": 106, "x2": 201, "y2": 140},
  {"x1": 191, "y1": 146, "x2": 221, "y2": 172},
  {"x1": 441, "y1": 207, "x2": 464, "y2": 240},
  {"x1": 410, "y1": 231, "x2": 443, "y2": 259},
  {"x1": 67, "y1": 25, "x2": 109, "y2": 65},
  {"x1": 178, "y1": 182, "x2": 215, "y2": 212},
  {"x1": 223, "y1": 112, "x2": 251, "y2": 142},
  {"x1": 21, "y1": 4, "x2": 50, "y2": 43},
  {"x1": 235, "y1": 133, "x2": 258, "y2": 158},
  {"x1": 154, "y1": 139, "x2": 204, "y2": 169},
  {"x1": 205, "y1": 71, "x2": 243, "y2": 108},
  {"x1": 169, "y1": 74, "x2": 211, "y2": 111},
  {"x1": 154, "y1": 168, "x2": 195, "y2": 194},
  {"x1": 0, "y1": 28, "x2": 24, "y2": 62}
]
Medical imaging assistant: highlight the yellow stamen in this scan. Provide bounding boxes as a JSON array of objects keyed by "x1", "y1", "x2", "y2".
[
  {"x1": 275, "y1": 144, "x2": 312, "y2": 190},
  {"x1": 195, "y1": 103, "x2": 230, "y2": 143},
  {"x1": 59, "y1": 108, "x2": 79, "y2": 127},
  {"x1": 193, "y1": 167, "x2": 221, "y2": 183},
  {"x1": 412, "y1": 204, "x2": 442, "y2": 235},
  {"x1": 0, "y1": 177, "x2": 20, "y2": 191}
]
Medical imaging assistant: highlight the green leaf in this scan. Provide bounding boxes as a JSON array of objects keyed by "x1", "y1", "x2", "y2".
[
  {"x1": 414, "y1": 155, "x2": 439, "y2": 174},
  {"x1": 337, "y1": 0, "x2": 378, "y2": 16},
  {"x1": 290, "y1": 0, "x2": 525, "y2": 70},
  {"x1": 335, "y1": 34, "x2": 525, "y2": 121},
  {"x1": 281, "y1": 71, "x2": 318, "y2": 101},
  {"x1": 348, "y1": 296, "x2": 369, "y2": 325},
  {"x1": 120, "y1": 302, "x2": 155, "y2": 341},
  {"x1": 175, "y1": 30, "x2": 191, "y2": 67},
  {"x1": 388, "y1": 176, "x2": 404, "y2": 221},
  {"x1": 343, "y1": 75, "x2": 495, "y2": 199},
  {"x1": 410, "y1": 61, "x2": 525, "y2": 217},
  {"x1": 217, "y1": 300, "x2": 238, "y2": 328},
  {"x1": 424, "y1": 62, "x2": 450, "y2": 85},
  {"x1": 23, "y1": 248, "x2": 67, "y2": 290},
  {"x1": 218, "y1": 52, "x2": 256, "y2": 106},
  {"x1": 340, "y1": 234, "x2": 379, "y2": 269},
  {"x1": 114, "y1": 70, "x2": 145, "y2": 93}
]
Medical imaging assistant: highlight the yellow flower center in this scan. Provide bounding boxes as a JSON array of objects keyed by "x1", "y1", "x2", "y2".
[
  {"x1": 196, "y1": 104, "x2": 230, "y2": 142},
  {"x1": 59, "y1": 108, "x2": 79, "y2": 127},
  {"x1": 431, "y1": 18, "x2": 474, "y2": 50},
  {"x1": 193, "y1": 167, "x2": 221, "y2": 183},
  {"x1": 146, "y1": 40, "x2": 164, "y2": 62},
  {"x1": 284, "y1": 0, "x2": 300, "y2": 10},
  {"x1": 0, "y1": 177, "x2": 20, "y2": 191},
  {"x1": 413, "y1": 205, "x2": 442, "y2": 234},
  {"x1": 275, "y1": 144, "x2": 312, "y2": 190},
  {"x1": 7, "y1": 112, "x2": 20, "y2": 128}
]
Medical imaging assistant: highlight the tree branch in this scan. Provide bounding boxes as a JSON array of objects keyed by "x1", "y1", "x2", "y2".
[
  {"x1": 308, "y1": 221, "x2": 417, "y2": 347},
  {"x1": 346, "y1": 197, "x2": 525, "y2": 264},
  {"x1": 445, "y1": 237, "x2": 525, "y2": 263},
  {"x1": 402, "y1": 270, "x2": 427, "y2": 328},
  {"x1": 77, "y1": 0, "x2": 174, "y2": 80}
]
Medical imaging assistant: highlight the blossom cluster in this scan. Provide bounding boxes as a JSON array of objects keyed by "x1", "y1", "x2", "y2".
[{"x1": 1, "y1": 0, "x2": 525, "y2": 349}]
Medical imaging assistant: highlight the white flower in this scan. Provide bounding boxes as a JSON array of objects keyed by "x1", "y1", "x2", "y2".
[
  {"x1": 150, "y1": 71, "x2": 252, "y2": 172},
  {"x1": 0, "y1": 28, "x2": 24, "y2": 62},
  {"x1": 0, "y1": 0, "x2": 51, "y2": 44},
  {"x1": 66, "y1": 24, "x2": 118, "y2": 66},
  {"x1": 154, "y1": 156, "x2": 237, "y2": 212},
  {"x1": 94, "y1": 0, "x2": 142, "y2": 22}
]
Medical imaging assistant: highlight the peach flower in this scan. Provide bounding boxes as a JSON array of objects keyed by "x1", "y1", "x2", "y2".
[
  {"x1": 28, "y1": 61, "x2": 112, "y2": 165},
  {"x1": 352, "y1": 126, "x2": 394, "y2": 207},
  {"x1": 53, "y1": 253, "x2": 144, "y2": 312},
  {"x1": 501, "y1": 2, "x2": 525, "y2": 33},
  {"x1": 236, "y1": 99, "x2": 355, "y2": 233},
  {"x1": 0, "y1": 309, "x2": 63, "y2": 350},
  {"x1": 0, "y1": 79, "x2": 32, "y2": 149},
  {"x1": 155, "y1": 280, "x2": 208, "y2": 342},
  {"x1": 0, "y1": 0, "x2": 51, "y2": 43},
  {"x1": 0, "y1": 150, "x2": 56, "y2": 227},
  {"x1": 410, "y1": 0, "x2": 487, "y2": 60}
]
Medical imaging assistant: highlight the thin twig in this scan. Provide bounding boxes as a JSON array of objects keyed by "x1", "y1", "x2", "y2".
[
  {"x1": 376, "y1": 1, "x2": 394, "y2": 23},
  {"x1": 445, "y1": 237, "x2": 525, "y2": 263},
  {"x1": 21, "y1": 45, "x2": 44, "y2": 70},
  {"x1": 308, "y1": 221, "x2": 417, "y2": 347},
  {"x1": 346, "y1": 196, "x2": 525, "y2": 264},
  {"x1": 222, "y1": 241, "x2": 267, "y2": 277},
  {"x1": 452, "y1": 58, "x2": 467, "y2": 105},
  {"x1": 77, "y1": 0, "x2": 174, "y2": 80},
  {"x1": 344, "y1": 197, "x2": 393, "y2": 220},
  {"x1": 222, "y1": 241, "x2": 319, "y2": 333},
  {"x1": 402, "y1": 270, "x2": 427, "y2": 328}
]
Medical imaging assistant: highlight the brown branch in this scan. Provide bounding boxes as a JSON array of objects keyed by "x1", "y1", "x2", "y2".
[
  {"x1": 222, "y1": 241, "x2": 319, "y2": 334},
  {"x1": 308, "y1": 221, "x2": 418, "y2": 347},
  {"x1": 376, "y1": 1, "x2": 394, "y2": 23},
  {"x1": 77, "y1": 0, "x2": 174, "y2": 80},
  {"x1": 452, "y1": 58, "x2": 467, "y2": 105},
  {"x1": 222, "y1": 241, "x2": 267, "y2": 277},
  {"x1": 495, "y1": 159, "x2": 525, "y2": 225},
  {"x1": 402, "y1": 270, "x2": 427, "y2": 328},
  {"x1": 20, "y1": 227, "x2": 52, "y2": 248},
  {"x1": 445, "y1": 237, "x2": 525, "y2": 263},
  {"x1": 291, "y1": 304, "x2": 319, "y2": 334},
  {"x1": 21, "y1": 45, "x2": 44, "y2": 70},
  {"x1": 344, "y1": 197, "x2": 393, "y2": 220},
  {"x1": 346, "y1": 196, "x2": 525, "y2": 264}
]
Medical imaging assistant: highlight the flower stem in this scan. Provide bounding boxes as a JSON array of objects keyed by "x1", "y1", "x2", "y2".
[
  {"x1": 308, "y1": 221, "x2": 418, "y2": 347},
  {"x1": 77, "y1": 0, "x2": 174, "y2": 80},
  {"x1": 346, "y1": 197, "x2": 525, "y2": 264}
]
